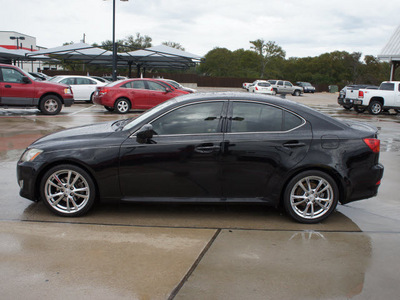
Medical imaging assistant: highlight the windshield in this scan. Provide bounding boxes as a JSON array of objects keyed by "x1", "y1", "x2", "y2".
[{"x1": 303, "y1": 82, "x2": 312, "y2": 86}]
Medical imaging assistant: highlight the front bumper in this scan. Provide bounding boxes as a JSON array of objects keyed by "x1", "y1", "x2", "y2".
[{"x1": 17, "y1": 160, "x2": 43, "y2": 202}]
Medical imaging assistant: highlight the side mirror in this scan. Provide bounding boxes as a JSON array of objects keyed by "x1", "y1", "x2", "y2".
[
  {"x1": 136, "y1": 124, "x2": 154, "y2": 144},
  {"x1": 22, "y1": 76, "x2": 31, "y2": 84}
]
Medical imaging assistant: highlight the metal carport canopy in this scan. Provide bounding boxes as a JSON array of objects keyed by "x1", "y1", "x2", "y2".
[
  {"x1": 378, "y1": 24, "x2": 400, "y2": 80},
  {"x1": 25, "y1": 42, "x2": 203, "y2": 71}
]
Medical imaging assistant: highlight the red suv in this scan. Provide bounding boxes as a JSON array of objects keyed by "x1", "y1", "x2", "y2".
[
  {"x1": 0, "y1": 64, "x2": 74, "y2": 115},
  {"x1": 93, "y1": 78, "x2": 189, "y2": 113}
]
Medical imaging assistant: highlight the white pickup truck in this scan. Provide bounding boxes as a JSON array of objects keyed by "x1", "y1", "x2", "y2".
[{"x1": 355, "y1": 81, "x2": 400, "y2": 115}]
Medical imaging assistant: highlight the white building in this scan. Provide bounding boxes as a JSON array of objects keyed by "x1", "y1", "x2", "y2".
[{"x1": 0, "y1": 31, "x2": 55, "y2": 72}]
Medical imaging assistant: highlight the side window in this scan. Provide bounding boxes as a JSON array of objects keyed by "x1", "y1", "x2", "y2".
[
  {"x1": 121, "y1": 82, "x2": 133, "y2": 88},
  {"x1": 61, "y1": 78, "x2": 75, "y2": 85},
  {"x1": 285, "y1": 82, "x2": 293, "y2": 87},
  {"x1": 132, "y1": 81, "x2": 146, "y2": 89},
  {"x1": 151, "y1": 102, "x2": 224, "y2": 135},
  {"x1": 230, "y1": 102, "x2": 303, "y2": 132},
  {"x1": 1, "y1": 68, "x2": 25, "y2": 83},
  {"x1": 147, "y1": 81, "x2": 166, "y2": 92},
  {"x1": 76, "y1": 78, "x2": 93, "y2": 85},
  {"x1": 277, "y1": 81, "x2": 284, "y2": 86}
]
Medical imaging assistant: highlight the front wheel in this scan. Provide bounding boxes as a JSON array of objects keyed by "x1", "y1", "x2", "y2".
[
  {"x1": 40, "y1": 164, "x2": 96, "y2": 217},
  {"x1": 368, "y1": 101, "x2": 383, "y2": 115},
  {"x1": 114, "y1": 98, "x2": 131, "y2": 114},
  {"x1": 293, "y1": 90, "x2": 301, "y2": 96},
  {"x1": 283, "y1": 171, "x2": 339, "y2": 223},
  {"x1": 39, "y1": 95, "x2": 62, "y2": 115}
]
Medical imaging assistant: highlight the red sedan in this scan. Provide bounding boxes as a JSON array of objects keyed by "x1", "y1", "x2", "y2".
[{"x1": 93, "y1": 78, "x2": 189, "y2": 113}]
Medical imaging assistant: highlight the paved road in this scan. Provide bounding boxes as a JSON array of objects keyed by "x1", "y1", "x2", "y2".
[{"x1": 1, "y1": 91, "x2": 400, "y2": 299}]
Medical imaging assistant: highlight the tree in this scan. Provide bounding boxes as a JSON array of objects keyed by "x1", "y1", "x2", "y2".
[
  {"x1": 250, "y1": 39, "x2": 286, "y2": 77},
  {"x1": 125, "y1": 33, "x2": 152, "y2": 49},
  {"x1": 162, "y1": 41, "x2": 185, "y2": 51}
]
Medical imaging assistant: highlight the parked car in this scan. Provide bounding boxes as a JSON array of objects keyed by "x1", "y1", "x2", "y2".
[
  {"x1": 93, "y1": 78, "x2": 189, "y2": 113},
  {"x1": 338, "y1": 85, "x2": 378, "y2": 111},
  {"x1": 248, "y1": 80, "x2": 274, "y2": 94},
  {"x1": 17, "y1": 92, "x2": 384, "y2": 223},
  {"x1": 242, "y1": 82, "x2": 252, "y2": 90},
  {"x1": 48, "y1": 75, "x2": 107, "y2": 102},
  {"x1": 102, "y1": 76, "x2": 129, "y2": 82},
  {"x1": 296, "y1": 82, "x2": 316, "y2": 93},
  {"x1": 355, "y1": 81, "x2": 400, "y2": 115},
  {"x1": 268, "y1": 80, "x2": 303, "y2": 96},
  {"x1": 158, "y1": 79, "x2": 196, "y2": 93},
  {"x1": 28, "y1": 72, "x2": 51, "y2": 81},
  {"x1": 0, "y1": 63, "x2": 74, "y2": 115}
]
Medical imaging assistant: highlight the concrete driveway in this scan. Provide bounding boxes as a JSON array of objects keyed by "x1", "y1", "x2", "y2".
[{"x1": 1, "y1": 90, "x2": 399, "y2": 299}]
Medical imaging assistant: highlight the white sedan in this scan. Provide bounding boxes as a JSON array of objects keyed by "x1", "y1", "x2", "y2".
[
  {"x1": 49, "y1": 75, "x2": 107, "y2": 102},
  {"x1": 248, "y1": 80, "x2": 274, "y2": 94}
]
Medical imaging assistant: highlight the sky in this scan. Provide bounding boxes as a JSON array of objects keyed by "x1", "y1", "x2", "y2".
[{"x1": 2, "y1": 0, "x2": 400, "y2": 59}]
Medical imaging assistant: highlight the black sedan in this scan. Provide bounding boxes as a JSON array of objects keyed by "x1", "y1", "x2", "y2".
[{"x1": 17, "y1": 93, "x2": 384, "y2": 223}]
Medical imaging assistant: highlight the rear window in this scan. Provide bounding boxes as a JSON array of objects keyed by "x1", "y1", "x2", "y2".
[{"x1": 379, "y1": 83, "x2": 395, "y2": 91}]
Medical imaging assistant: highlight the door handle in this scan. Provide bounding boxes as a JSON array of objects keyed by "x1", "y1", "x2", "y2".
[
  {"x1": 195, "y1": 145, "x2": 221, "y2": 153},
  {"x1": 5, "y1": 85, "x2": 12, "y2": 88},
  {"x1": 283, "y1": 141, "x2": 306, "y2": 148}
]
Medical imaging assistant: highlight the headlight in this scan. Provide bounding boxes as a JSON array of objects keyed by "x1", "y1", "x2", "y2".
[
  {"x1": 64, "y1": 88, "x2": 72, "y2": 94},
  {"x1": 20, "y1": 149, "x2": 43, "y2": 162}
]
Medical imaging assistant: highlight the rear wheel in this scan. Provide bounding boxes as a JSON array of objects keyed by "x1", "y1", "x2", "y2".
[
  {"x1": 343, "y1": 104, "x2": 352, "y2": 110},
  {"x1": 40, "y1": 164, "x2": 96, "y2": 217},
  {"x1": 368, "y1": 100, "x2": 383, "y2": 115},
  {"x1": 283, "y1": 171, "x2": 339, "y2": 223},
  {"x1": 114, "y1": 98, "x2": 131, "y2": 114},
  {"x1": 39, "y1": 95, "x2": 62, "y2": 115}
]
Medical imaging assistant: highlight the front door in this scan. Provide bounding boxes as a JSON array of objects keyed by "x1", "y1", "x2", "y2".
[
  {"x1": 0, "y1": 67, "x2": 34, "y2": 105},
  {"x1": 118, "y1": 101, "x2": 227, "y2": 199}
]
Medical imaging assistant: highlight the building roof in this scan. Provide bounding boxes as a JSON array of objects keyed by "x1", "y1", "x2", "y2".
[{"x1": 378, "y1": 24, "x2": 400, "y2": 61}]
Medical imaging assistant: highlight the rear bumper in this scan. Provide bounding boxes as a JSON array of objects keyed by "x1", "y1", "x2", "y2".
[{"x1": 342, "y1": 163, "x2": 384, "y2": 204}]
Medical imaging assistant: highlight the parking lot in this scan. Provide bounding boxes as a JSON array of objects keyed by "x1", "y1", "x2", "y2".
[{"x1": 1, "y1": 89, "x2": 400, "y2": 299}]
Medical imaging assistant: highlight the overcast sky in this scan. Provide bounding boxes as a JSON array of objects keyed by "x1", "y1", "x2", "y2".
[{"x1": 2, "y1": 0, "x2": 400, "y2": 58}]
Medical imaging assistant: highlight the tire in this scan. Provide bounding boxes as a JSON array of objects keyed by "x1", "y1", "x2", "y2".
[
  {"x1": 39, "y1": 95, "x2": 62, "y2": 115},
  {"x1": 104, "y1": 106, "x2": 115, "y2": 112},
  {"x1": 272, "y1": 89, "x2": 277, "y2": 95},
  {"x1": 283, "y1": 171, "x2": 339, "y2": 224},
  {"x1": 368, "y1": 100, "x2": 383, "y2": 115},
  {"x1": 354, "y1": 105, "x2": 366, "y2": 113},
  {"x1": 114, "y1": 98, "x2": 131, "y2": 114},
  {"x1": 395, "y1": 109, "x2": 400, "y2": 114},
  {"x1": 40, "y1": 164, "x2": 96, "y2": 217},
  {"x1": 343, "y1": 104, "x2": 352, "y2": 110},
  {"x1": 293, "y1": 90, "x2": 301, "y2": 96}
]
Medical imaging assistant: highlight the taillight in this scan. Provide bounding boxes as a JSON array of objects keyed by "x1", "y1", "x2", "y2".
[
  {"x1": 99, "y1": 88, "x2": 109, "y2": 96},
  {"x1": 363, "y1": 138, "x2": 380, "y2": 153},
  {"x1": 358, "y1": 90, "x2": 364, "y2": 98},
  {"x1": 255, "y1": 87, "x2": 258, "y2": 90}
]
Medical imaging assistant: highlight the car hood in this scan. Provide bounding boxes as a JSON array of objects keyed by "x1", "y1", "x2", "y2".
[
  {"x1": 30, "y1": 121, "x2": 121, "y2": 149},
  {"x1": 35, "y1": 80, "x2": 69, "y2": 88}
]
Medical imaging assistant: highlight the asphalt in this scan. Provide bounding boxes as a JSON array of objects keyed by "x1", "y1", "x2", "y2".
[{"x1": 1, "y1": 89, "x2": 400, "y2": 299}]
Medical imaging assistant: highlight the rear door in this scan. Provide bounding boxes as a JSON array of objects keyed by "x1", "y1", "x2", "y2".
[
  {"x1": 146, "y1": 81, "x2": 175, "y2": 107},
  {"x1": 0, "y1": 66, "x2": 35, "y2": 105},
  {"x1": 221, "y1": 100, "x2": 312, "y2": 202}
]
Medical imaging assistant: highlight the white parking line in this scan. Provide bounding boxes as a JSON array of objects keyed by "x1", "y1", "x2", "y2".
[{"x1": 68, "y1": 105, "x2": 97, "y2": 116}]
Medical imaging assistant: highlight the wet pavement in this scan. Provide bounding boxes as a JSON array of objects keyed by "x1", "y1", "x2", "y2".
[{"x1": 1, "y1": 90, "x2": 400, "y2": 299}]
